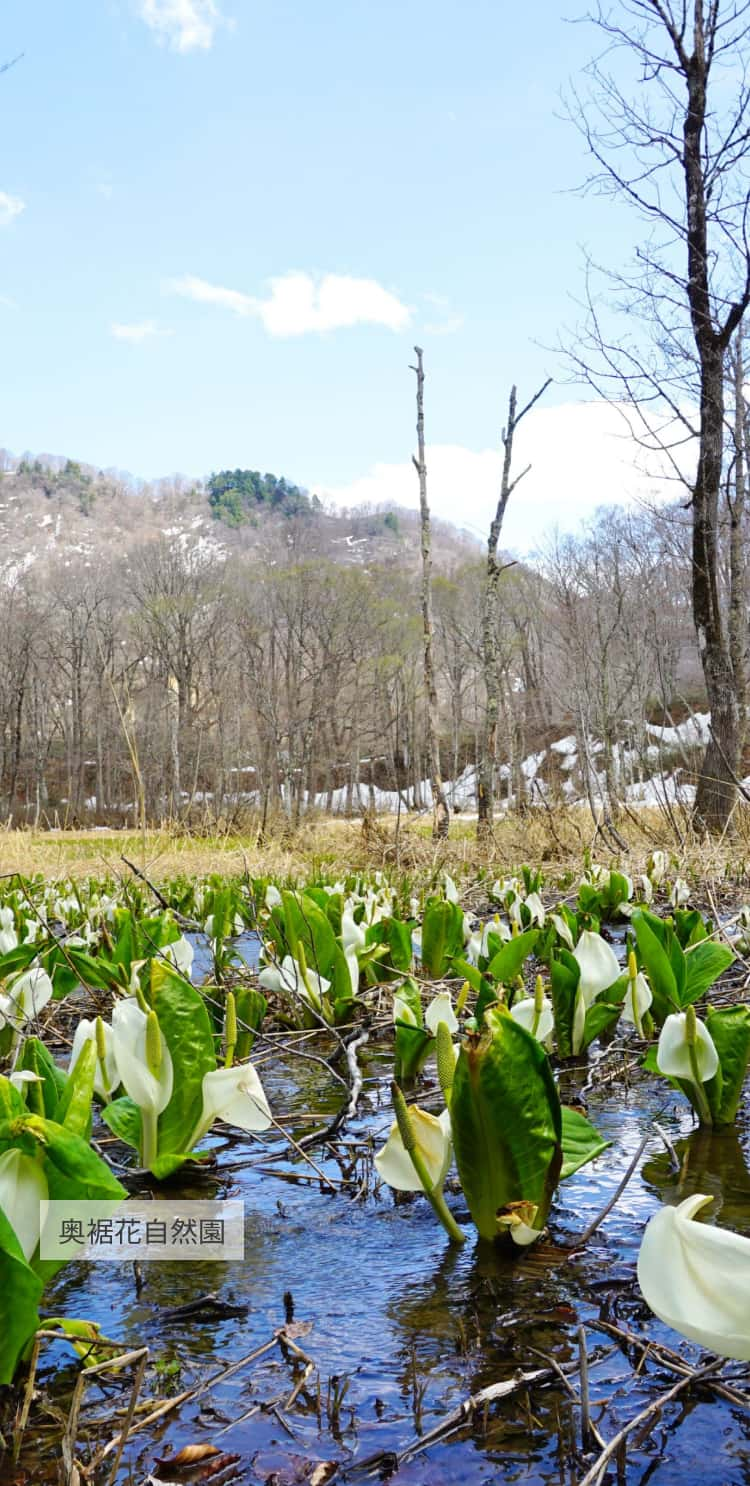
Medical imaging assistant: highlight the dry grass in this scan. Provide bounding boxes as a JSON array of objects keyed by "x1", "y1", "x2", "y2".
[{"x1": 1, "y1": 802, "x2": 750, "y2": 891}]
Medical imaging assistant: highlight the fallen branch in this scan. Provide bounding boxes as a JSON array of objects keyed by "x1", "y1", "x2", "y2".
[{"x1": 576, "y1": 1359, "x2": 724, "y2": 1486}]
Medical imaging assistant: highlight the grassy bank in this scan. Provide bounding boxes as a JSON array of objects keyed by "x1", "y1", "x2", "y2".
[{"x1": 1, "y1": 804, "x2": 749, "y2": 892}]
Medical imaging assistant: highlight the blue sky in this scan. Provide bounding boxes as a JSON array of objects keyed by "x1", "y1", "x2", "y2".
[{"x1": 0, "y1": 0, "x2": 676, "y2": 547}]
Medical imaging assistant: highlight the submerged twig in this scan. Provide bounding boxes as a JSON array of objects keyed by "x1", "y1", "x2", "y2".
[
  {"x1": 562, "y1": 1133, "x2": 650, "y2": 1249},
  {"x1": 576, "y1": 1359, "x2": 724, "y2": 1486}
]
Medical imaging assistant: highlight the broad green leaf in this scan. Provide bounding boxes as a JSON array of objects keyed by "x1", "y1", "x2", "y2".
[
  {"x1": 487, "y1": 929, "x2": 538, "y2": 986},
  {"x1": 452, "y1": 959, "x2": 484, "y2": 994},
  {"x1": 451, "y1": 1014, "x2": 562, "y2": 1241},
  {"x1": 549, "y1": 950, "x2": 580, "y2": 1058},
  {"x1": 55, "y1": 1039, "x2": 95, "y2": 1138},
  {"x1": 234, "y1": 987, "x2": 266, "y2": 1059},
  {"x1": 674, "y1": 908, "x2": 709, "y2": 948},
  {"x1": 421, "y1": 899, "x2": 465, "y2": 978},
  {"x1": 29, "y1": 1118, "x2": 126, "y2": 1204},
  {"x1": 705, "y1": 1005, "x2": 750, "y2": 1124},
  {"x1": 18, "y1": 1037, "x2": 67, "y2": 1119},
  {"x1": 560, "y1": 1106, "x2": 610, "y2": 1178},
  {"x1": 683, "y1": 940, "x2": 734, "y2": 1004},
  {"x1": 101, "y1": 1095, "x2": 141, "y2": 1149},
  {"x1": 153, "y1": 962, "x2": 216, "y2": 1157},
  {"x1": 366, "y1": 917, "x2": 413, "y2": 979},
  {"x1": 281, "y1": 891, "x2": 337, "y2": 978},
  {"x1": 632, "y1": 910, "x2": 679, "y2": 1022},
  {"x1": 64, "y1": 948, "x2": 126, "y2": 994},
  {"x1": 331, "y1": 944, "x2": 357, "y2": 1007},
  {"x1": 394, "y1": 1025, "x2": 433, "y2": 1083},
  {"x1": 0, "y1": 1207, "x2": 43, "y2": 1384},
  {"x1": 581, "y1": 973, "x2": 628, "y2": 1050}
]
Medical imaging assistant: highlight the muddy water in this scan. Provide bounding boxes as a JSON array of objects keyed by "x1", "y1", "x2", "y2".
[{"x1": 34, "y1": 1043, "x2": 750, "y2": 1485}]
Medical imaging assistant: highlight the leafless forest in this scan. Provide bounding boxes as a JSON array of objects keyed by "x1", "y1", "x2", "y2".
[{"x1": 0, "y1": 451, "x2": 712, "y2": 829}]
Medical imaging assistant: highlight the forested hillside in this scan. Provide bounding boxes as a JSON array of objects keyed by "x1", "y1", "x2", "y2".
[{"x1": 0, "y1": 448, "x2": 710, "y2": 826}]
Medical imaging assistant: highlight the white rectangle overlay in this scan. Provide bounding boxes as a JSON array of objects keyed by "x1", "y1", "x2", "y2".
[{"x1": 40, "y1": 1200, "x2": 244, "y2": 1261}]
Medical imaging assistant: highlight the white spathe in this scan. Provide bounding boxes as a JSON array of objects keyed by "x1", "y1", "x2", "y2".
[
  {"x1": 341, "y1": 908, "x2": 366, "y2": 954},
  {"x1": 0, "y1": 968, "x2": 54, "y2": 1031},
  {"x1": 374, "y1": 1107, "x2": 453, "y2": 1193},
  {"x1": 510, "y1": 994, "x2": 554, "y2": 1043},
  {"x1": 424, "y1": 992, "x2": 458, "y2": 1037},
  {"x1": 573, "y1": 931, "x2": 621, "y2": 1007},
  {"x1": 638, "y1": 1193, "x2": 750, "y2": 1360},
  {"x1": 0, "y1": 1148, "x2": 47, "y2": 1261},
  {"x1": 69, "y1": 1018, "x2": 119, "y2": 1099},
  {"x1": 258, "y1": 955, "x2": 330, "y2": 1011},
  {"x1": 163, "y1": 937, "x2": 194, "y2": 978},
  {"x1": 393, "y1": 993, "x2": 419, "y2": 1027},
  {"x1": 657, "y1": 1012, "x2": 719, "y2": 1083},
  {"x1": 110, "y1": 999, "x2": 173, "y2": 1114},
  {"x1": 621, "y1": 972, "x2": 653, "y2": 1027},
  {"x1": 198, "y1": 1063, "x2": 272, "y2": 1137},
  {"x1": 550, "y1": 913, "x2": 574, "y2": 951}
]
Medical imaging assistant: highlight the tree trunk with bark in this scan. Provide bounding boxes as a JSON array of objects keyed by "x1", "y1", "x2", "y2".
[
  {"x1": 411, "y1": 346, "x2": 449, "y2": 839},
  {"x1": 477, "y1": 378, "x2": 550, "y2": 839}
]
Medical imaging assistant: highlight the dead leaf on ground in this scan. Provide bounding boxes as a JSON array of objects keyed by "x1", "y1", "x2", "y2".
[{"x1": 154, "y1": 1444, "x2": 222, "y2": 1468}]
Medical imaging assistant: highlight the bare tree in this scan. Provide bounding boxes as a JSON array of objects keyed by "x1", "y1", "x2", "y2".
[
  {"x1": 477, "y1": 379, "x2": 550, "y2": 837},
  {"x1": 411, "y1": 347, "x2": 449, "y2": 838},
  {"x1": 569, "y1": 1, "x2": 750, "y2": 830}
]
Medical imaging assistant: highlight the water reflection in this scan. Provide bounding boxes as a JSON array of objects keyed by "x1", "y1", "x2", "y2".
[{"x1": 642, "y1": 1124, "x2": 750, "y2": 1232}]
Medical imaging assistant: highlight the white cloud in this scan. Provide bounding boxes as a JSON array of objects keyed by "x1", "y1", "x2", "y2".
[
  {"x1": 318, "y1": 401, "x2": 696, "y2": 554},
  {"x1": 0, "y1": 192, "x2": 25, "y2": 227},
  {"x1": 167, "y1": 270, "x2": 412, "y2": 336},
  {"x1": 138, "y1": 0, "x2": 222, "y2": 52},
  {"x1": 111, "y1": 320, "x2": 162, "y2": 343}
]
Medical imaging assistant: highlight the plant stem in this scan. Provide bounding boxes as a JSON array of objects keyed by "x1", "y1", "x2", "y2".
[
  {"x1": 141, "y1": 1107, "x2": 158, "y2": 1170},
  {"x1": 407, "y1": 1143, "x2": 465, "y2": 1244},
  {"x1": 688, "y1": 1043, "x2": 713, "y2": 1125}
]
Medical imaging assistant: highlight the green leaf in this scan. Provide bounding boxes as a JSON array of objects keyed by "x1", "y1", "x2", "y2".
[
  {"x1": 150, "y1": 1151, "x2": 195, "y2": 1180},
  {"x1": 101, "y1": 1096, "x2": 141, "y2": 1150},
  {"x1": 331, "y1": 944, "x2": 357, "y2": 1008},
  {"x1": 0, "y1": 1207, "x2": 43, "y2": 1384},
  {"x1": 18, "y1": 1037, "x2": 67, "y2": 1119},
  {"x1": 55, "y1": 1039, "x2": 95, "y2": 1138},
  {"x1": 30, "y1": 1119, "x2": 125, "y2": 1204},
  {"x1": 366, "y1": 917, "x2": 413, "y2": 979},
  {"x1": 153, "y1": 962, "x2": 216, "y2": 1157},
  {"x1": 234, "y1": 987, "x2": 266, "y2": 1059},
  {"x1": 421, "y1": 899, "x2": 465, "y2": 978},
  {"x1": 560, "y1": 1106, "x2": 610, "y2": 1178},
  {"x1": 65, "y1": 948, "x2": 126, "y2": 994},
  {"x1": 394, "y1": 1025, "x2": 433, "y2": 1083},
  {"x1": 705, "y1": 1005, "x2": 750, "y2": 1124},
  {"x1": 632, "y1": 910, "x2": 679, "y2": 1022},
  {"x1": 486, "y1": 929, "x2": 538, "y2": 986},
  {"x1": 451, "y1": 1014, "x2": 562, "y2": 1241},
  {"x1": 581, "y1": 973, "x2": 628, "y2": 1050},
  {"x1": 281, "y1": 892, "x2": 337, "y2": 978},
  {"x1": 683, "y1": 940, "x2": 734, "y2": 1005},
  {"x1": 549, "y1": 950, "x2": 580, "y2": 1059}
]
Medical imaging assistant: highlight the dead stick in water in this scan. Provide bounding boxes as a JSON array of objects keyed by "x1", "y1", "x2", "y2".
[
  {"x1": 562, "y1": 1134, "x2": 650, "y2": 1249},
  {"x1": 576, "y1": 1359, "x2": 724, "y2": 1486}
]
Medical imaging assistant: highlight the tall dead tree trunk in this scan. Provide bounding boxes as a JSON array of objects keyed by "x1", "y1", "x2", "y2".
[
  {"x1": 477, "y1": 378, "x2": 550, "y2": 839},
  {"x1": 411, "y1": 346, "x2": 449, "y2": 839},
  {"x1": 729, "y1": 330, "x2": 748, "y2": 755},
  {"x1": 683, "y1": 14, "x2": 746, "y2": 827}
]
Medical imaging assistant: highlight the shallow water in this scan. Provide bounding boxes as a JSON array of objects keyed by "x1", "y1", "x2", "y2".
[
  {"x1": 29, "y1": 1037, "x2": 750, "y2": 1486},
  {"x1": 187, "y1": 928, "x2": 263, "y2": 981}
]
